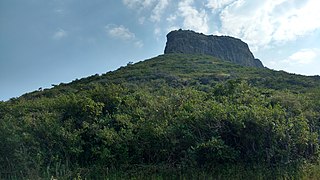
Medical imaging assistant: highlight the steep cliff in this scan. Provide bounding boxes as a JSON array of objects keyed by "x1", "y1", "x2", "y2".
[{"x1": 164, "y1": 29, "x2": 264, "y2": 68}]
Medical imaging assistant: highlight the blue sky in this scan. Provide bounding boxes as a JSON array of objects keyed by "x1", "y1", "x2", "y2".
[{"x1": 1, "y1": 0, "x2": 320, "y2": 101}]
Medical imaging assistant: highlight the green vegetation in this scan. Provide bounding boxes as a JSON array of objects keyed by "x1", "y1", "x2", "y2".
[{"x1": 1, "y1": 54, "x2": 320, "y2": 179}]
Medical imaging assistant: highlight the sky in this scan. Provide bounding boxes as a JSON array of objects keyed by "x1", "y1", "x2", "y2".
[{"x1": 1, "y1": 0, "x2": 320, "y2": 101}]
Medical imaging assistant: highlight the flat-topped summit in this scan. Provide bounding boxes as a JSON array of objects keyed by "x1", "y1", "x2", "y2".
[{"x1": 164, "y1": 29, "x2": 264, "y2": 68}]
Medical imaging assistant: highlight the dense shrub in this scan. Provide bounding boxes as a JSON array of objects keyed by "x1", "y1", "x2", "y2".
[{"x1": 1, "y1": 54, "x2": 319, "y2": 178}]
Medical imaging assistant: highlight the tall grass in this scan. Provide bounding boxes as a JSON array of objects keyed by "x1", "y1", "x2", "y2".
[{"x1": 3, "y1": 163, "x2": 316, "y2": 179}]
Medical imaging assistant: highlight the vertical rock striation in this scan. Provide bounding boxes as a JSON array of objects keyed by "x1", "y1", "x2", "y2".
[{"x1": 164, "y1": 29, "x2": 264, "y2": 68}]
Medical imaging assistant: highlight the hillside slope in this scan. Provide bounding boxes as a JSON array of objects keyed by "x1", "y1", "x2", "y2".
[
  {"x1": 1, "y1": 54, "x2": 320, "y2": 179},
  {"x1": 21, "y1": 54, "x2": 320, "y2": 99}
]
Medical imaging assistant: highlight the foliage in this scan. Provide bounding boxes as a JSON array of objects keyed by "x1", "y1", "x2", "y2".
[{"x1": 1, "y1": 54, "x2": 320, "y2": 179}]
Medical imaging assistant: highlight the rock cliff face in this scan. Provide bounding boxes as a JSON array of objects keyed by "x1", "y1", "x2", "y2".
[{"x1": 164, "y1": 30, "x2": 264, "y2": 68}]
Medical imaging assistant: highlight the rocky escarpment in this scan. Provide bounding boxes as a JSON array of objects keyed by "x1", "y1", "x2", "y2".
[{"x1": 164, "y1": 29, "x2": 264, "y2": 68}]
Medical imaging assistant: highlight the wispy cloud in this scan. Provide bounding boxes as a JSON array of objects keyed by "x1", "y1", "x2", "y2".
[
  {"x1": 53, "y1": 28, "x2": 67, "y2": 40},
  {"x1": 206, "y1": 0, "x2": 235, "y2": 10},
  {"x1": 282, "y1": 48, "x2": 319, "y2": 65},
  {"x1": 178, "y1": 0, "x2": 209, "y2": 33},
  {"x1": 106, "y1": 24, "x2": 135, "y2": 41},
  {"x1": 122, "y1": 0, "x2": 170, "y2": 23},
  {"x1": 122, "y1": 0, "x2": 210, "y2": 34},
  {"x1": 265, "y1": 48, "x2": 320, "y2": 75},
  {"x1": 208, "y1": 0, "x2": 320, "y2": 50},
  {"x1": 122, "y1": 0, "x2": 320, "y2": 53},
  {"x1": 122, "y1": 0, "x2": 171, "y2": 37},
  {"x1": 166, "y1": 14, "x2": 177, "y2": 23},
  {"x1": 122, "y1": 0, "x2": 154, "y2": 10},
  {"x1": 134, "y1": 40, "x2": 144, "y2": 48},
  {"x1": 105, "y1": 24, "x2": 143, "y2": 48},
  {"x1": 150, "y1": 0, "x2": 169, "y2": 22}
]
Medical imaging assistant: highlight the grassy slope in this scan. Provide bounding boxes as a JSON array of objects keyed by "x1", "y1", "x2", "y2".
[
  {"x1": 2, "y1": 53, "x2": 320, "y2": 179},
  {"x1": 21, "y1": 53, "x2": 320, "y2": 99}
]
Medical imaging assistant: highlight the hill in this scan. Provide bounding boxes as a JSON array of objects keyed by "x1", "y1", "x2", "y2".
[
  {"x1": 1, "y1": 52, "x2": 320, "y2": 178},
  {"x1": 20, "y1": 53, "x2": 320, "y2": 100},
  {"x1": 164, "y1": 29, "x2": 264, "y2": 68}
]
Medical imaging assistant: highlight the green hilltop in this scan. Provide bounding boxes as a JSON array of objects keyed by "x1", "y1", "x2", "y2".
[
  {"x1": 1, "y1": 53, "x2": 320, "y2": 179},
  {"x1": 21, "y1": 53, "x2": 320, "y2": 99}
]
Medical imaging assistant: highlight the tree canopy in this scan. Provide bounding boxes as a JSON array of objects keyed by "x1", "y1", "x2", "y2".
[{"x1": 1, "y1": 54, "x2": 320, "y2": 179}]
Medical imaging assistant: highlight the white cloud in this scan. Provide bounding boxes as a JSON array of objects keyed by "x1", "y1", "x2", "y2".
[
  {"x1": 122, "y1": 0, "x2": 155, "y2": 9},
  {"x1": 265, "y1": 48, "x2": 320, "y2": 75},
  {"x1": 166, "y1": 14, "x2": 177, "y2": 22},
  {"x1": 213, "y1": 0, "x2": 320, "y2": 50},
  {"x1": 178, "y1": 0, "x2": 209, "y2": 33},
  {"x1": 283, "y1": 48, "x2": 319, "y2": 65},
  {"x1": 122, "y1": 0, "x2": 171, "y2": 38},
  {"x1": 53, "y1": 28, "x2": 67, "y2": 40},
  {"x1": 105, "y1": 24, "x2": 143, "y2": 48},
  {"x1": 150, "y1": 0, "x2": 169, "y2": 22},
  {"x1": 105, "y1": 25, "x2": 135, "y2": 41},
  {"x1": 167, "y1": 26, "x2": 180, "y2": 32},
  {"x1": 272, "y1": 0, "x2": 320, "y2": 42},
  {"x1": 123, "y1": 0, "x2": 169, "y2": 23},
  {"x1": 121, "y1": 0, "x2": 320, "y2": 75},
  {"x1": 122, "y1": 0, "x2": 320, "y2": 47},
  {"x1": 206, "y1": 0, "x2": 236, "y2": 10},
  {"x1": 134, "y1": 40, "x2": 144, "y2": 48}
]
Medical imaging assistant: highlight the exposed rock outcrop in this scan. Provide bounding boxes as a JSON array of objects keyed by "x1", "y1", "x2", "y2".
[{"x1": 164, "y1": 29, "x2": 264, "y2": 68}]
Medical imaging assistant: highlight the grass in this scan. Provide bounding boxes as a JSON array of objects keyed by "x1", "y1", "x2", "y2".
[{"x1": 11, "y1": 162, "x2": 315, "y2": 180}]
